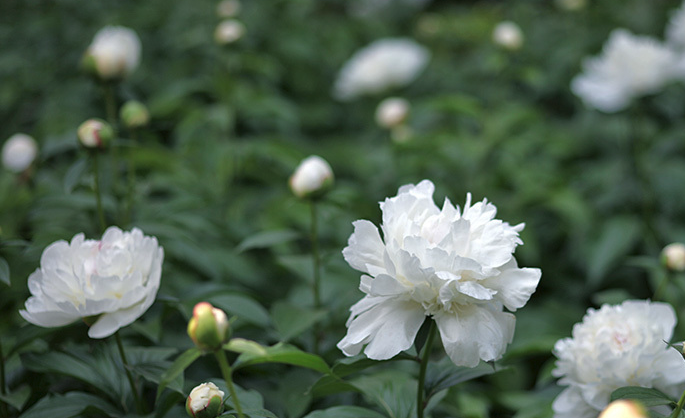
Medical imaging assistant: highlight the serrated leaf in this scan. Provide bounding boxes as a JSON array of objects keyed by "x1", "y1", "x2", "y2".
[
  {"x1": 231, "y1": 342, "x2": 330, "y2": 374},
  {"x1": 0, "y1": 257, "x2": 9, "y2": 286},
  {"x1": 18, "y1": 392, "x2": 120, "y2": 418},
  {"x1": 303, "y1": 406, "x2": 386, "y2": 418},
  {"x1": 610, "y1": 386, "x2": 675, "y2": 407},
  {"x1": 208, "y1": 293, "x2": 270, "y2": 327},
  {"x1": 63, "y1": 157, "x2": 88, "y2": 194},
  {"x1": 271, "y1": 301, "x2": 327, "y2": 342},
  {"x1": 156, "y1": 347, "x2": 201, "y2": 400},
  {"x1": 236, "y1": 230, "x2": 300, "y2": 252}
]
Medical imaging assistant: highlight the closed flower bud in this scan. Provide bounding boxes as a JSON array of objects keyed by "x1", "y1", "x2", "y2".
[
  {"x1": 120, "y1": 100, "x2": 150, "y2": 129},
  {"x1": 2, "y1": 133, "x2": 38, "y2": 173},
  {"x1": 289, "y1": 156, "x2": 334, "y2": 200},
  {"x1": 214, "y1": 19, "x2": 245, "y2": 45},
  {"x1": 375, "y1": 97, "x2": 410, "y2": 129},
  {"x1": 77, "y1": 119, "x2": 114, "y2": 149},
  {"x1": 598, "y1": 400, "x2": 647, "y2": 418},
  {"x1": 216, "y1": 0, "x2": 241, "y2": 18},
  {"x1": 187, "y1": 302, "x2": 229, "y2": 351},
  {"x1": 84, "y1": 26, "x2": 141, "y2": 81},
  {"x1": 186, "y1": 382, "x2": 225, "y2": 418},
  {"x1": 662, "y1": 243, "x2": 685, "y2": 272},
  {"x1": 492, "y1": 21, "x2": 524, "y2": 51}
]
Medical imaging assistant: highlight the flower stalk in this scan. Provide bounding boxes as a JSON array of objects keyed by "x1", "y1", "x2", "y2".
[
  {"x1": 0, "y1": 338, "x2": 7, "y2": 418},
  {"x1": 92, "y1": 152, "x2": 106, "y2": 232},
  {"x1": 310, "y1": 200, "x2": 322, "y2": 354},
  {"x1": 214, "y1": 349, "x2": 244, "y2": 418},
  {"x1": 417, "y1": 320, "x2": 436, "y2": 418},
  {"x1": 115, "y1": 332, "x2": 145, "y2": 414}
]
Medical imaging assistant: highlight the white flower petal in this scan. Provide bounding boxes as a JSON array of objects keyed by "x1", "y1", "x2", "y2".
[
  {"x1": 343, "y1": 220, "x2": 386, "y2": 275},
  {"x1": 482, "y1": 259, "x2": 541, "y2": 311}
]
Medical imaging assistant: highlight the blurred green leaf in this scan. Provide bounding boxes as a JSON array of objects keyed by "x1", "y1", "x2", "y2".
[
  {"x1": 156, "y1": 347, "x2": 201, "y2": 399},
  {"x1": 303, "y1": 406, "x2": 386, "y2": 418},
  {"x1": 0, "y1": 257, "x2": 9, "y2": 286},
  {"x1": 18, "y1": 392, "x2": 120, "y2": 418},
  {"x1": 271, "y1": 301, "x2": 327, "y2": 342},
  {"x1": 231, "y1": 342, "x2": 330, "y2": 374},
  {"x1": 209, "y1": 293, "x2": 271, "y2": 328},
  {"x1": 63, "y1": 157, "x2": 88, "y2": 194},
  {"x1": 236, "y1": 229, "x2": 300, "y2": 253},
  {"x1": 610, "y1": 386, "x2": 675, "y2": 407},
  {"x1": 588, "y1": 216, "x2": 641, "y2": 287},
  {"x1": 425, "y1": 358, "x2": 501, "y2": 400},
  {"x1": 0, "y1": 385, "x2": 30, "y2": 411}
]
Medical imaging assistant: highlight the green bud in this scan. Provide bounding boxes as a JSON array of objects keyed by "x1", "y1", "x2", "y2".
[
  {"x1": 187, "y1": 302, "x2": 229, "y2": 351},
  {"x1": 120, "y1": 100, "x2": 149, "y2": 129}
]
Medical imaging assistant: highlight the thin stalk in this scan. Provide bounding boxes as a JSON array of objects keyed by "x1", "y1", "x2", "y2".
[
  {"x1": 0, "y1": 338, "x2": 7, "y2": 418},
  {"x1": 102, "y1": 82, "x2": 121, "y2": 217},
  {"x1": 124, "y1": 130, "x2": 137, "y2": 226},
  {"x1": 93, "y1": 152, "x2": 106, "y2": 232},
  {"x1": 214, "y1": 350, "x2": 245, "y2": 418},
  {"x1": 115, "y1": 332, "x2": 144, "y2": 414},
  {"x1": 671, "y1": 387, "x2": 685, "y2": 418},
  {"x1": 417, "y1": 320, "x2": 437, "y2": 418},
  {"x1": 310, "y1": 200, "x2": 322, "y2": 354},
  {"x1": 653, "y1": 269, "x2": 670, "y2": 302}
]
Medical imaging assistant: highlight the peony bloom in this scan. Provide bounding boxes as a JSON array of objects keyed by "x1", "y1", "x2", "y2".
[
  {"x1": 289, "y1": 155, "x2": 334, "y2": 199},
  {"x1": 492, "y1": 21, "x2": 524, "y2": 51},
  {"x1": 333, "y1": 38, "x2": 430, "y2": 101},
  {"x1": 552, "y1": 300, "x2": 685, "y2": 418},
  {"x1": 338, "y1": 180, "x2": 541, "y2": 367},
  {"x1": 2, "y1": 133, "x2": 38, "y2": 173},
  {"x1": 186, "y1": 382, "x2": 225, "y2": 418},
  {"x1": 214, "y1": 19, "x2": 245, "y2": 45},
  {"x1": 571, "y1": 29, "x2": 680, "y2": 113},
  {"x1": 85, "y1": 26, "x2": 141, "y2": 80},
  {"x1": 375, "y1": 97, "x2": 410, "y2": 129},
  {"x1": 662, "y1": 242, "x2": 685, "y2": 272},
  {"x1": 19, "y1": 227, "x2": 164, "y2": 339}
]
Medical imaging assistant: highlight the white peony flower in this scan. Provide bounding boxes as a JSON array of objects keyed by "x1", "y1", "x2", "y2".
[
  {"x1": 289, "y1": 155, "x2": 334, "y2": 199},
  {"x1": 19, "y1": 227, "x2": 164, "y2": 339},
  {"x1": 214, "y1": 19, "x2": 245, "y2": 45},
  {"x1": 338, "y1": 180, "x2": 541, "y2": 367},
  {"x1": 552, "y1": 300, "x2": 685, "y2": 418},
  {"x1": 85, "y1": 26, "x2": 141, "y2": 80},
  {"x1": 375, "y1": 97, "x2": 410, "y2": 129},
  {"x1": 2, "y1": 133, "x2": 38, "y2": 173},
  {"x1": 492, "y1": 21, "x2": 524, "y2": 51},
  {"x1": 571, "y1": 29, "x2": 680, "y2": 113},
  {"x1": 666, "y1": 3, "x2": 685, "y2": 50},
  {"x1": 333, "y1": 38, "x2": 430, "y2": 101}
]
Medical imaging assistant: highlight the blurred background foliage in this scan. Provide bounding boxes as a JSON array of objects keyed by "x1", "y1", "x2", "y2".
[{"x1": 2, "y1": 0, "x2": 685, "y2": 417}]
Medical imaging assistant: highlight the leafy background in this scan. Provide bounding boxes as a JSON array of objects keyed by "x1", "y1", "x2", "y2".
[{"x1": 2, "y1": 0, "x2": 685, "y2": 417}]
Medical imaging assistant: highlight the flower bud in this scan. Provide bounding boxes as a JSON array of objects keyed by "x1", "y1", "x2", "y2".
[
  {"x1": 375, "y1": 97, "x2": 410, "y2": 129},
  {"x1": 289, "y1": 156, "x2": 334, "y2": 200},
  {"x1": 120, "y1": 100, "x2": 150, "y2": 129},
  {"x1": 2, "y1": 133, "x2": 38, "y2": 173},
  {"x1": 186, "y1": 382, "x2": 225, "y2": 418},
  {"x1": 662, "y1": 243, "x2": 685, "y2": 272},
  {"x1": 84, "y1": 26, "x2": 141, "y2": 81},
  {"x1": 187, "y1": 302, "x2": 229, "y2": 351},
  {"x1": 598, "y1": 400, "x2": 647, "y2": 418},
  {"x1": 77, "y1": 119, "x2": 114, "y2": 149},
  {"x1": 216, "y1": 0, "x2": 241, "y2": 18},
  {"x1": 492, "y1": 21, "x2": 524, "y2": 51},
  {"x1": 214, "y1": 19, "x2": 246, "y2": 45}
]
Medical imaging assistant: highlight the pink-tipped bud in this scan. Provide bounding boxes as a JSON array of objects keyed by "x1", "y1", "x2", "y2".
[
  {"x1": 77, "y1": 119, "x2": 114, "y2": 149},
  {"x1": 187, "y1": 302, "x2": 229, "y2": 351}
]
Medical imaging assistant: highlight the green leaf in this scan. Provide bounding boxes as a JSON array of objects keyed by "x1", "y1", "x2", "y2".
[
  {"x1": 425, "y1": 358, "x2": 502, "y2": 399},
  {"x1": 0, "y1": 385, "x2": 30, "y2": 410},
  {"x1": 63, "y1": 157, "x2": 88, "y2": 194},
  {"x1": 230, "y1": 342, "x2": 330, "y2": 374},
  {"x1": 236, "y1": 230, "x2": 300, "y2": 252},
  {"x1": 302, "y1": 406, "x2": 386, "y2": 418},
  {"x1": 610, "y1": 386, "x2": 676, "y2": 407},
  {"x1": 156, "y1": 347, "x2": 201, "y2": 399},
  {"x1": 0, "y1": 257, "x2": 9, "y2": 286},
  {"x1": 19, "y1": 392, "x2": 120, "y2": 418},
  {"x1": 271, "y1": 301, "x2": 327, "y2": 342},
  {"x1": 224, "y1": 338, "x2": 269, "y2": 356},
  {"x1": 21, "y1": 351, "x2": 109, "y2": 394},
  {"x1": 208, "y1": 293, "x2": 271, "y2": 328},
  {"x1": 587, "y1": 216, "x2": 641, "y2": 287},
  {"x1": 132, "y1": 362, "x2": 185, "y2": 395}
]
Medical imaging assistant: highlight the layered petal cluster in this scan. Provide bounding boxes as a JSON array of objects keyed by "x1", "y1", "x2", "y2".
[
  {"x1": 86, "y1": 26, "x2": 141, "y2": 80},
  {"x1": 20, "y1": 227, "x2": 164, "y2": 339},
  {"x1": 571, "y1": 29, "x2": 680, "y2": 112},
  {"x1": 552, "y1": 300, "x2": 685, "y2": 418},
  {"x1": 333, "y1": 38, "x2": 430, "y2": 101},
  {"x1": 338, "y1": 180, "x2": 541, "y2": 367}
]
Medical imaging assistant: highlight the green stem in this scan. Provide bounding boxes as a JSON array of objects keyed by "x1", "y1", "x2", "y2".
[
  {"x1": 417, "y1": 320, "x2": 437, "y2": 418},
  {"x1": 654, "y1": 269, "x2": 670, "y2": 302},
  {"x1": 93, "y1": 152, "x2": 106, "y2": 232},
  {"x1": 310, "y1": 201, "x2": 322, "y2": 354},
  {"x1": 124, "y1": 130, "x2": 137, "y2": 226},
  {"x1": 115, "y1": 332, "x2": 145, "y2": 414},
  {"x1": 214, "y1": 350, "x2": 245, "y2": 418},
  {"x1": 671, "y1": 387, "x2": 685, "y2": 418}
]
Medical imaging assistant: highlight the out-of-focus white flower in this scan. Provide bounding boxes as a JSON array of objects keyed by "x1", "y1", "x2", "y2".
[
  {"x1": 187, "y1": 302, "x2": 230, "y2": 351},
  {"x1": 552, "y1": 300, "x2": 685, "y2": 418},
  {"x1": 214, "y1": 19, "x2": 245, "y2": 45},
  {"x1": 19, "y1": 227, "x2": 164, "y2": 339},
  {"x1": 376, "y1": 97, "x2": 410, "y2": 129},
  {"x1": 2, "y1": 133, "x2": 38, "y2": 173},
  {"x1": 289, "y1": 156, "x2": 334, "y2": 199},
  {"x1": 598, "y1": 400, "x2": 647, "y2": 418},
  {"x1": 338, "y1": 180, "x2": 541, "y2": 367},
  {"x1": 85, "y1": 26, "x2": 141, "y2": 80},
  {"x1": 492, "y1": 21, "x2": 524, "y2": 51},
  {"x1": 216, "y1": 0, "x2": 241, "y2": 18},
  {"x1": 333, "y1": 38, "x2": 430, "y2": 101},
  {"x1": 555, "y1": 0, "x2": 586, "y2": 11},
  {"x1": 571, "y1": 29, "x2": 679, "y2": 113},
  {"x1": 666, "y1": 3, "x2": 685, "y2": 50},
  {"x1": 186, "y1": 382, "x2": 225, "y2": 418},
  {"x1": 77, "y1": 119, "x2": 114, "y2": 149},
  {"x1": 662, "y1": 242, "x2": 685, "y2": 272}
]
